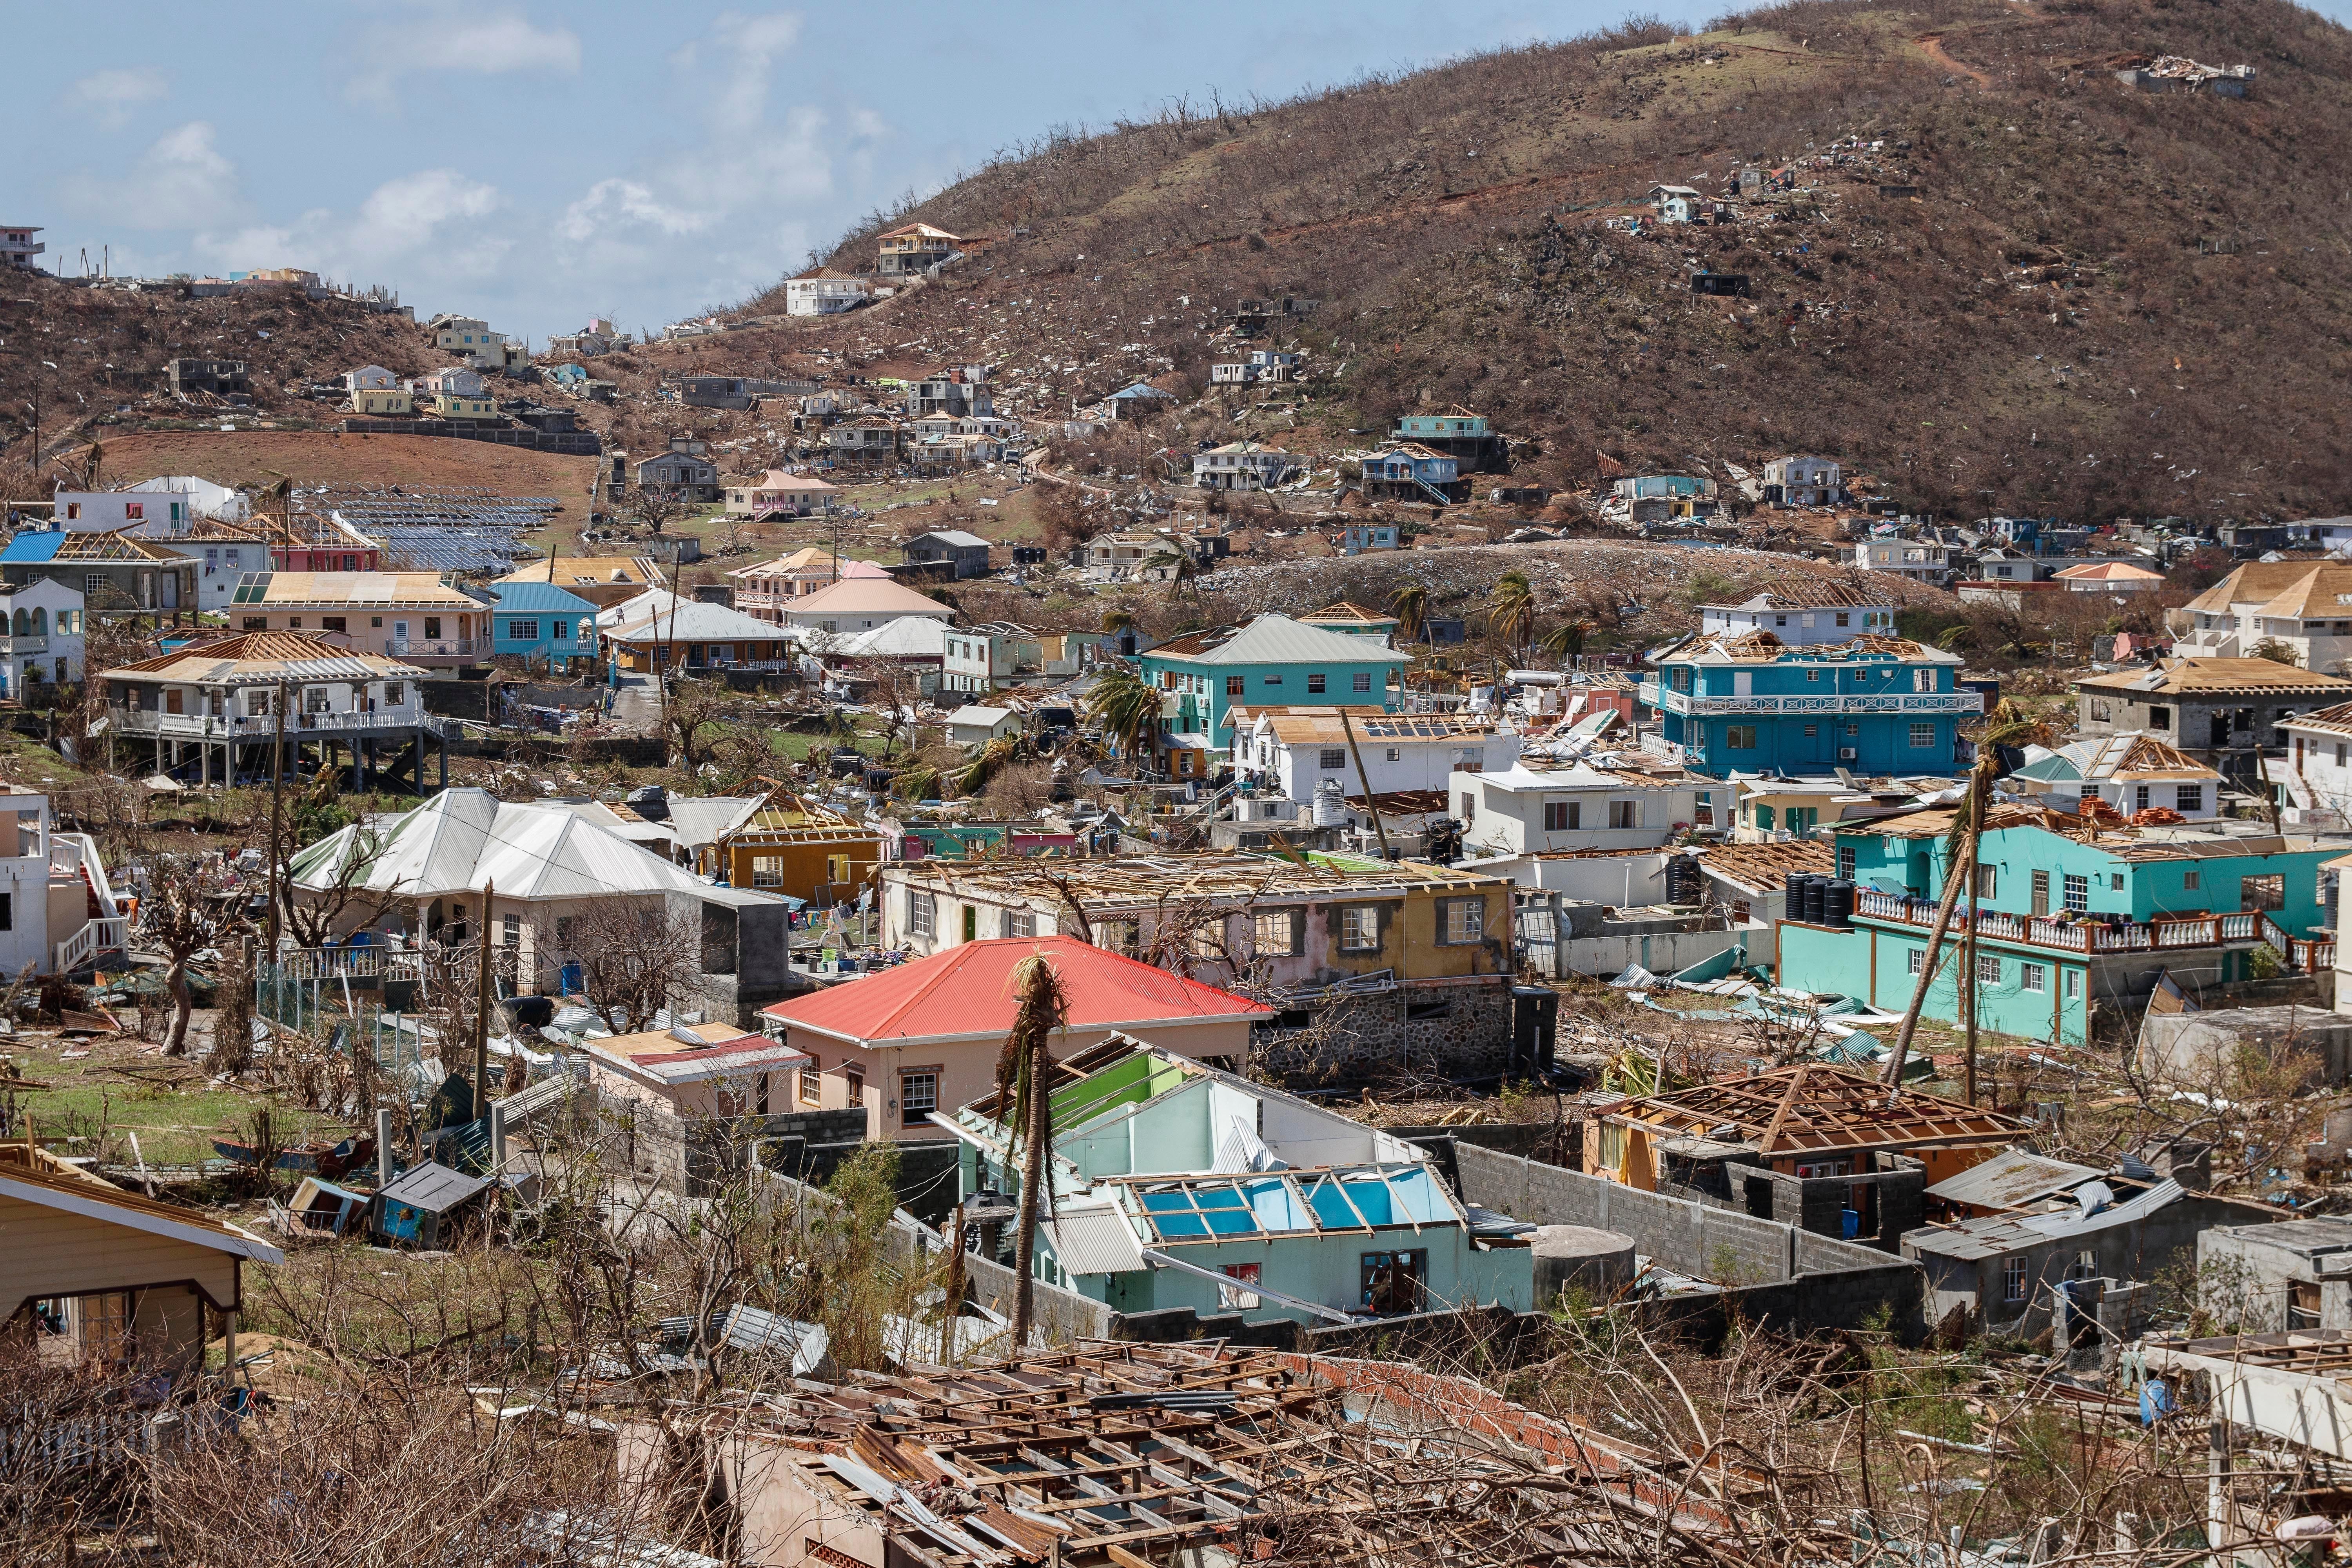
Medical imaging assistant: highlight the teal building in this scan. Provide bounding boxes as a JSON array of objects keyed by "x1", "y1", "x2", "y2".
[
  {"x1": 1138, "y1": 613, "x2": 1404, "y2": 750},
  {"x1": 1641, "y1": 632, "x2": 1978, "y2": 778}
]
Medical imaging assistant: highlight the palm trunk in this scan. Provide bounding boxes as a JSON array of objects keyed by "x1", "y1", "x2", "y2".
[
  {"x1": 1879, "y1": 822, "x2": 1976, "y2": 1086},
  {"x1": 1009, "y1": 1023, "x2": 1050, "y2": 1348}
]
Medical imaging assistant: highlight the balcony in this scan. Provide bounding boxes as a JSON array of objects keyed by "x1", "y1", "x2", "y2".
[
  {"x1": 384, "y1": 638, "x2": 477, "y2": 659},
  {"x1": 1650, "y1": 685, "x2": 1984, "y2": 718},
  {"x1": 1851, "y1": 888, "x2": 2334, "y2": 970},
  {"x1": 0, "y1": 635, "x2": 48, "y2": 655},
  {"x1": 104, "y1": 705, "x2": 457, "y2": 739}
]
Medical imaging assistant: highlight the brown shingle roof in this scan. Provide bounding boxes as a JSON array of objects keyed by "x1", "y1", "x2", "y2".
[
  {"x1": 2073, "y1": 658, "x2": 2352, "y2": 696},
  {"x1": 1697, "y1": 840, "x2": 1835, "y2": 894}
]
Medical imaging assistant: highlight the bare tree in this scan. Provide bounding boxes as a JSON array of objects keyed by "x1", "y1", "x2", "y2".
[
  {"x1": 140, "y1": 853, "x2": 257, "y2": 1056},
  {"x1": 541, "y1": 899, "x2": 706, "y2": 1034}
]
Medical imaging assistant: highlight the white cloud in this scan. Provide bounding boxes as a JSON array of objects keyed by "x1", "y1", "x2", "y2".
[
  {"x1": 347, "y1": 9, "x2": 580, "y2": 108},
  {"x1": 67, "y1": 121, "x2": 243, "y2": 230},
  {"x1": 67, "y1": 67, "x2": 169, "y2": 129},
  {"x1": 196, "y1": 169, "x2": 512, "y2": 290}
]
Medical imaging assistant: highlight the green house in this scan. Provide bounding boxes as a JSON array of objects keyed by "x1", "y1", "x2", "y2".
[
  {"x1": 1137, "y1": 613, "x2": 1405, "y2": 750},
  {"x1": 935, "y1": 1036, "x2": 1533, "y2": 1325},
  {"x1": 1776, "y1": 809, "x2": 2340, "y2": 1045}
]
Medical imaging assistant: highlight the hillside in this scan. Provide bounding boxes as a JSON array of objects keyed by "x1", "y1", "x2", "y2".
[{"x1": 710, "y1": 0, "x2": 2352, "y2": 522}]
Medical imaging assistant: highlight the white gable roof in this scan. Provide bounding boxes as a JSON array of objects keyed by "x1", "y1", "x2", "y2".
[{"x1": 289, "y1": 788, "x2": 725, "y2": 902}]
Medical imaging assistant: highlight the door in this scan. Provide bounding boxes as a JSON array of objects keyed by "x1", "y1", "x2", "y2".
[
  {"x1": 2290, "y1": 1280, "x2": 2323, "y2": 1330},
  {"x1": 1732, "y1": 671, "x2": 1753, "y2": 697},
  {"x1": 164, "y1": 688, "x2": 183, "y2": 715},
  {"x1": 1360, "y1": 1250, "x2": 1426, "y2": 1315},
  {"x1": 2031, "y1": 870, "x2": 2050, "y2": 917},
  {"x1": 961, "y1": 906, "x2": 977, "y2": 943}
]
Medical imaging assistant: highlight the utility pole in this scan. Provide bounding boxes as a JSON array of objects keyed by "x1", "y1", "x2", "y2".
[
  {"x1": 1339, "y1": 710, "x2": 1394, "y2": 862},
  {"x1": 267, "y1": 681, "x2": 287, "y2": 951},
  {"x1": 473, "y1": 878, "x2": 495, "y2": 1106},
  {"x1": 1960, "y1": 813, "x2": 1983, "y2": 1106}
]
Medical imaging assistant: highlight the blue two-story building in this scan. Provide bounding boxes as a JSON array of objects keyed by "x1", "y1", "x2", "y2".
[
  {"x1": 479, "y1": 581, "x2": 601, "y2": 672},
  {"x1": 1642, "y1": 632, "x2": 1978, "y2": 778},
  {"x1": 1136, "y1": 613, "x2": 1405, "y2": 779}
]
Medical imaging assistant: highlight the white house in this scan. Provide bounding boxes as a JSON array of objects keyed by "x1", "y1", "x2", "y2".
[
  {"x1": 53, "y1": 476, "x2": 247, "y2": 533},
  {"x1": 944, "y1": 705, "x2": 1022, "y2": 748},
  {"x1": 1192, "y1": 442, "x2": 1301, "y2": 491},
  {"x1": 1762, "y1": 455, "x2": 1840, "y2": 507},
  {"x1": 0, "y1": 783, "x2": 127, "y2": 977},
  {"x1": 1855, "y1": 534, "x2": 1952, "y2": 584},
  {"x1": 783, "y1": 268, "x2": 876, "y2": 316},
  {"x1": 2174, "y1": 562, "x2": 2352, "y2": 671},
  {"x1": 780, "y1": 578, "x2": 957, "y2": 637},
  {"x1": 0, "y1": 580, "x2": 85, "y2": 697},
  {"x1": 343, "y1": 365, "x2": 399, "y2": 392},
  {"x1": 1697, "y1": 589, "x2": 1896, "y2": 647},
  {"x1": 2284, "y1": 704, "x2": 2352, "y2": 827},
  {"x1": 133, "y1": 522, "x2": 267, "y2": 617},
  {"x1": 1451, "y1": 760, "x2": 1705, "y2": 860},
  {"x1": 1230, "y1": 707, "x2": 1516, "y2": 806},
  {"x1": 2009, "y1": 733, "x2": 2225, "y2": 822},
  {"x1": 942, "y1": 623, "x2": 1042, "y2": 694}
]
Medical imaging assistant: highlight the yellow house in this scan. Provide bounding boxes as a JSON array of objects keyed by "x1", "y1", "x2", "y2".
[
  {"x1": 351, "y1": 387, "x2": 413, "y2": 416},
  {"x1": 712, "y1": 796, "x2": 884, "y2": 905},
  {"x1": 877, "y1": 222, "x2": 962, "y2": 274},
  {"x1": 431, "y1": 390, "x2": 498, "y2": 419},
  {"x1": 0, "y1": 1141, "x2": 282, "y2": 1378}
]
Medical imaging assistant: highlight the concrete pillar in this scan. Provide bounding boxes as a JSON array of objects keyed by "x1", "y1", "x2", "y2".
[{"x1": 377, "y1": 1107, "x2": 393, "y2": 1188}]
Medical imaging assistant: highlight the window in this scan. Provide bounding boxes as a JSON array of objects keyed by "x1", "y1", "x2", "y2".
[
  {"x1": 1975, "y1": 865, "x2": 1997, "y2": 898},
  {"x1": 555, "y1": 916, "x2": 575, "y2": 951},
  {"x1": 1458, "y1": 793, "x2": 1474, "y2": 824},
  {"x1": 751, "y1": 856, "x2": 785, "y2": 887},
  {"x1": 1218, "y1": 1263, "x2": 1262, "y2": 1310},
  {"x1": 1361, "y1": 1249, "x2": 1426, "y2": 1314},
  {"x1": 1005, "y1": 909, "x2": 1036, "y2": 938},
  {"x1": 502, "y1": 913, "x2": 521, "y2": 949},
  {"x1": 1607, "y1": 799, "x2": 1638, "y2": 830},
  {"x1": 1353, "y1": 672, "x2": 1373, "y2": 693},
  {"x1": 1544, "y1": 801, "x2": 1577, "y2": 832},
  {"x1": 1976, "y1": 953, "x2": 2001, "y2": 985},
  {"x1": 1838, "y1": 846, "x2": 1856, "y2": 879},
  {"x1": 2111, "y1": 872, "x2": 2125, "y2": 891},
  {"x1": 1263, "y1": 675, "x2": 1282, "y2": 686},
  {"x1": 321, "y1": 616, "x2": 347, "y2": 634},
  {"x1": 2021, "y1": 962, "x2": 2047, "y2": 994},
  {"x1": 554, "y1": 619, "x2": 571, "y2": 641},
  {"x1": 900, "y1": 1072, "x2": 938, "y2": 1127},
  {"x1": 1907, "y1": 949, "x2": 1924, "y2": 976},
  {"x1": 247, "y1": 688, "x2": 274, "y2": 716},
  {"x1": 1319, "y1": 748, "x2": 1347, "y2": 771},
  {"x1": 0, "y1": 893, "x2": 10, "y2": 931},
  {"x1": 1440, "y1": 897, "x2": 1484, "y2": 945},
  {"x1": 1254, "y1": 909, "x2": 1299, "y2": 955},
  {"x1": 382, "y1": 682, "x2": 405, "y2": 706},
  {"x1": 2183, "y1": 870, "x2": 2200, "y2": 892},
  {"x1": 85, "y1": 574, "x2": 103, "y2": 599},
  {"x1": 2242, "y1": 875, "x2": 2285, "y2": 913},
  {"x1": 1725, "y1": 724, "x2": 1757, "y2": 750},
  {"x1": 2063, "y1": 969, "x2": 2082, "y2": 1000},
  {"x1": 1908, "y1": 722, "x2": 1935, "y2": 748},
  {"x1": 1385, "y1": 746, "x2": 1401, "y2": 762},
  {"x1": 800, "y1": 1062, "x2": 823, "y2": 1105},
  {"x1": 1226, "y1": 675, "x2": 1244, "y2": 696},
  {"x1": 304, "y1": 686, "x2": 332, "y2": 714},
  {"x1": 1672, "y1": 667, "x2": 1691, "y2": 691},
  {"x1": 2003, "y1": 1257, "x2": 2028, "y2": 1303},
  {"x1": 1307, "y1": 673, "x2": 1327, "y2": 694},
  {"x1": 2149, "y1": 704, "x2": 2171, "y2": 731},
  {"x1": 287, "y1": 617, "x2": 303, "y2": 629},
  {"x1": 907, "y1": 891, "x2": 935, "y2": 937},
  {"x1": 1835, "y1": 612, "x2": 1850, "y2": 627},
  {"x1": 2340, "y1": 743, "x2": 2349, "y2": 768},
  {"x1": 2063, "y1": 873, "x2": 2088, "y2": 912},
  {"x1": 1913, "y1": 669, "x2": 1933, "y2": 692},
  {"x1": 1095, "y1": 919, "x2": 1138, "y2": 954},
  {"x1": 2176, "y1": 784, "x2": 2203, "y2": 812},
  {"x1": 1339, "y1": 906, "x2": 1381, "y2": 951}
]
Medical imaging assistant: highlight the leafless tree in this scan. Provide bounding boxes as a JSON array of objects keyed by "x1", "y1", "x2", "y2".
[
  {"x1": 538, "y1": 898, "x2": 707, "y2": 1034},
  {"x1": 139, "y1": 853, "x2": 257, "y2": 1056}
]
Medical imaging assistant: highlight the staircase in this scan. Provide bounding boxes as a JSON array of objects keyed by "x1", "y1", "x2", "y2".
[{"x1": 49, "y1": 833, "x2": 128, "y2": 975}]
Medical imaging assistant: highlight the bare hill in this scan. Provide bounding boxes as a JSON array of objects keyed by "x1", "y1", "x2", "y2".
[{"x1": 718, "y1": 0, "x2": 2352, "y2": 523}]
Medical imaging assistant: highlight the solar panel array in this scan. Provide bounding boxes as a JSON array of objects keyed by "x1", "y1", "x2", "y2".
[
  {"x1": 370, "y1": 527, "x2": 535, "y2": 573},
  {"x1": 296, "y1": 485, "x2": 564, "y2": 576}
]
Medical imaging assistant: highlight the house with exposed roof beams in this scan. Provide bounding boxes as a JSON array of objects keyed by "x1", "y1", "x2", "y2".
[
  {"x1": 708, "y1": 794, "x2": 882, "y2": 907},
  {"x1": 934, "y1": 1036, "x2": 1533, "y2": 1319},
  {"x1": 1775, "y1": 808, "x2": 2342, "y2": 1046},
  {"x1": 876, "y1": 852, "x2": 1522, "y2": 1082},
  {"x1": 225, "y1": 570, "x2": 487, "y2": 670},
  {"x1": 1299, "y1": 601, "x2": 1400, "y2": 643},
  {"x1": 1642, "y1": 630, "x2": 1977, "y2": 778},
  {"x1": 493, "y1": 555, "x2": 666, "y2": 610},
  {"x1": 2008, "y1": 733, "x2": 2226, "y2": 822},
  {"x1": 1586, "y1": 1062, "x2": 2036, "y2": 1246},
  {"x1": 759, "y1": 936, "x2": 1271, "y2": 1142},
  {"x1": 724, "y1": 470, "x2": 838, "y2": 519},
  {"x1": 1, "y1": 1139, "x2": 283, "y2": 1383},
  {"x1": 1692, "y1": 839, "x2": 1836, "y2": 966},
  {"x1": 779, "y1": 576, "x2": 957, "y2": 637},
  {"x1": 100, "y1": 632, "x2": 443, "y2": 792},
  {"x1": 1, "y1": 528, "x2": 198, "y2": 620},
  {"x1": 600, "y1": 599, "x2": 797, "y2": 675},
  {"x1": 877, "y1": 222, "x2": 962, "y2": 274},
  {"x1": 2053, "y1": 560, "x2": 2165, "y2": 593},
  {"x1": 1194, "y1": 441, "x2": 1302, "y2": 492},
  {"x1": 2282, "y1": 702, "x2": 2352, "y2": 828},
  {"x1": 728, "y1": 548, "x2": 889, "y2": 624},
  {"x1": 2071, "y1": 657, "x2": 2352, "y2": 779},
  {"x1": 1697, "y1": 584, "x2": 1896, "y2": 647},
  {"x1": 583, "y1": 1021, "x2": 811, "y2": 1122},
  {"x1": 1722, "y1": 772, "x2": 1959, "y2": 842},
  {"x1": 2174, "y1": 561, "x2": 2352, "y2": 671}
]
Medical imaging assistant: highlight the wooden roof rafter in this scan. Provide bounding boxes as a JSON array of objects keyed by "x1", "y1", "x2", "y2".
[{"x1": 1595, "y1": 1062, "x2": 2033, "y2": 1155}]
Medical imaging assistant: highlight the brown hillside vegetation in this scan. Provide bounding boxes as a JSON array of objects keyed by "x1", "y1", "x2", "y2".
[
  {"x1": 721, "y1": 0, "x2": 2352, "y2": 522},
  {"x1": 80, "y1": 430, "x2": 599, "y2": 505}
]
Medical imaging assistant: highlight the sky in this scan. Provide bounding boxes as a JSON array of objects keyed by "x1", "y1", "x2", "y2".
[{"x1": 9, "y1": 1, "x2": 2351, "y2": 344}]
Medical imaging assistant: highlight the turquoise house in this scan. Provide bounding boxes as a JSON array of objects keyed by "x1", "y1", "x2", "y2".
[
  {"x1": 481, "y1": 582, "x2": 599, "y2": 670},
  {"x1": 1776, "y1": 809, "x2": 2339, "y2": 1045},
  {"x1": 936, "y1": 1037, "x2": 1534, "y2": 1324},
  {"x1": 1642, "y1": 632, "x2": 1977, "y2": 778},
  {"x1": 1137, "y1": 613, "x2": 1404, "y2": 755}
]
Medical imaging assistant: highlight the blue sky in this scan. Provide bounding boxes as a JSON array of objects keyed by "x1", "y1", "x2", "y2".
[{"x1": 8, "y1": 2, "x2": 2348, "y2": 343}]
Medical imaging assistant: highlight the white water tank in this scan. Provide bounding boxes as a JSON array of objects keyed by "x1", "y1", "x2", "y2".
[{"x1": 1313, "y1": 776, "x2": 1348, "y2": 827}]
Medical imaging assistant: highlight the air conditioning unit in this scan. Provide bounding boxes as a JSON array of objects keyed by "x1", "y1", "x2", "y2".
[{"x1": 1838, "y1": 748, "x2": 1859, "y2": 762}]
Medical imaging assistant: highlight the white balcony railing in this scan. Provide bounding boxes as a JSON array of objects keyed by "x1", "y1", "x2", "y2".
[
  {"x1": 0, "y1": 635, "x2": 48, "y2": 654},
  {"x1": 1849, "y1": 889, "x2": 2334, "y2": 968},
  {"x1": 1651, "y1": 687, "x2": 1985, "y2": 717},
  {"x1": 385, "y1": 638, "x2": 477, "y2": 657},
  {"x1": 105, "y1": 706, "x2": 452, "y2": 738},
  {"x1": 55, "y1": 916, "x2": 128, "y2": 975}
]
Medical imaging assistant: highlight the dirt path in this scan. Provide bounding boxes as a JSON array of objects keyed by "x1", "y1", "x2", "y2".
[{"x1": 1915, "y1": 32, "x2": 1994, "y2": 88}]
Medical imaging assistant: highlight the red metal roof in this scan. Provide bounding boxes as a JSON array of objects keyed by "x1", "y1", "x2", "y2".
[{"x1": 763, "y1": 936, "x2": 1271, "y2": 1045}]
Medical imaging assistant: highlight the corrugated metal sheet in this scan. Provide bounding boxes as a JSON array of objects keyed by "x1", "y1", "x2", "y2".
[
  {"x1": 1924, "y1": 1148, "x2": 2100, "y2": 1211},
  {"x1": 1042, "y1": 1204, "x2": 1147, "y2": 1276}
]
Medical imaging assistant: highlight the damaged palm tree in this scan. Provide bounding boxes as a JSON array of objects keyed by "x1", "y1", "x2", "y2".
[
  {"x1": 1880, "y1": 698, "x2": 2049, "y2": 1088},
  {"x1": 994, "y1": 950, "x2": 1069, "y2": 1348}
]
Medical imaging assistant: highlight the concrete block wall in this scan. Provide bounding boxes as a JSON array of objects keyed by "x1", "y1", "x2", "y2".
[{"x1": 1455, "y1": 1142, "x2": 1799, "y2": 1283}]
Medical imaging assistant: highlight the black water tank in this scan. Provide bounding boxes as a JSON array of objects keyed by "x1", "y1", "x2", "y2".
[
  {"x1": 1827, "y1": 878, "x2": 1856, "y2": 929},
  {"x1": 1664, "y1": 854, "x2": 1704, "y2": 906},
  {"x1": 1511, "y1": 985, "x2": 1560, "y2": 1076},
  {"x1": 1785, "y1": 871, "x2": 1811, "y2": 911},
  {"x1": 627, "y1": 784, "x2": 671, "y2": 821},
  {"x1": 1801, "y1": 875, "x2": 1828, "y2": 925}
]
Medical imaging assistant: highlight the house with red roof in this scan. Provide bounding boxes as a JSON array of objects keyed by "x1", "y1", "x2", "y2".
[{"x1": 758, "y1": 935, "x2": 1270, "y2": 1142}]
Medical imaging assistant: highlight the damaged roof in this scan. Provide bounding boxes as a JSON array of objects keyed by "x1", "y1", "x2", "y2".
[{"x1": 1594, "y1": 1063, "x2": 2035, "y2": 1156}]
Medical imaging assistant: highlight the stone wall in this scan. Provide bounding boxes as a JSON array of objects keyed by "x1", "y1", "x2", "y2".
[{"x1": 1255, "y1": 975, "x2": 1515, "y2": 1088}]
